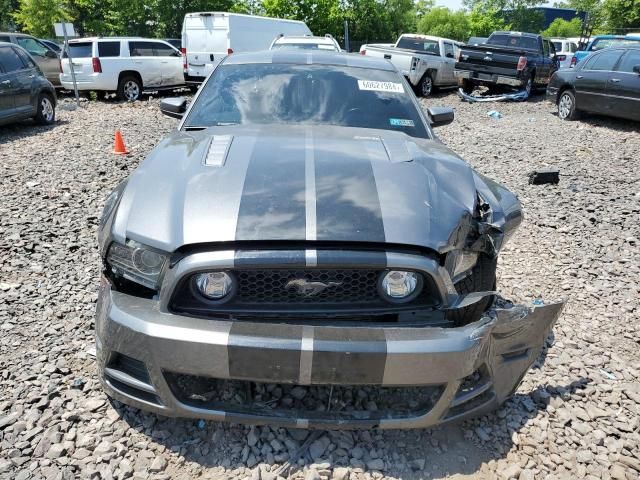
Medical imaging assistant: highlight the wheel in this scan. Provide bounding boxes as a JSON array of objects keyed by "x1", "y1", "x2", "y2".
[
  {"x1": 417, "y1": 73, "x2": 434, "y2": 97},
  {"x1": 117, "y1": 75, "x2": 142, "y2": 101},
  {"x1": 34, "y1": 93, "x2": 55, "y2": 125},
  {"x1": 557, "y1": 89, "x2": 579, "y2": 120},
  {"x1": 461, "y1": 79, "x2": 474, "y2": 95},
  {"x1": 524, "y1": 75, "x2": 534, "y2": 97},
  {"x1": 446, "y1": 254, "x2": 497, "y2": 326}
]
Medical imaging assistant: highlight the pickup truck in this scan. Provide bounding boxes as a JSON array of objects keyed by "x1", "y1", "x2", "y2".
[
  {"x1": 362, "y1": 34, "x2": 462, "y2": 96},
  {"x1": 454, "y1": 31, "x2": 559, "y2": 97}
]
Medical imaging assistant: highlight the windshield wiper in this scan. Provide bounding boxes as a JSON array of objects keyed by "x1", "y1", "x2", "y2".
[{"x1": 184, "y1": 125, "x2": 208, "y2": 131}]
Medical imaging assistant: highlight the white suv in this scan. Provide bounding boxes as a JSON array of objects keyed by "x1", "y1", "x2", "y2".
[
  {"x1": 60, "y1": 37, "x2": 184, "y2": 101},
  {"x1": 270, "y1": 34, "x2": 341, "y2": 51}
]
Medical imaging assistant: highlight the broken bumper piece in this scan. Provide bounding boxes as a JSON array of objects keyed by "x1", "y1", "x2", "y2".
[
  {"x1": 457, "y1": 88, "x2": 530, "y2": 103},
  {"x1": 96, "y1": 286, "x2": 564, "y2": 429}
]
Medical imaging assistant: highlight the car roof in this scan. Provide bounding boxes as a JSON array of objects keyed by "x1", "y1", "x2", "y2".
[
  {"x1": 275, "y1": 36, "x2": 335, "y2": 43},
  {"x1": 0, "y1": 32, "x2": 34, "y2": 38},
  {"x1": 224, "y1": 50, "x2": 396, "y2": 71},
  {"x1": 67, "y1": 36, "x2": 146, "y2": 42},
  {"x1": 492, "y1": 31, "x2": 540, "y2": 38}
]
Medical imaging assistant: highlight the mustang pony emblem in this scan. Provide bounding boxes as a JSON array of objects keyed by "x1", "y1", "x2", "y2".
[{"x1": 286, "y1": 278, "x2": 343, "y2": 297}]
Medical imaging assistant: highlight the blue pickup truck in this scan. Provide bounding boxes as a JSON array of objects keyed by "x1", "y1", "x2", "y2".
[{"x1": 573, "y1": 34, "x2": 640, "y2": 66}]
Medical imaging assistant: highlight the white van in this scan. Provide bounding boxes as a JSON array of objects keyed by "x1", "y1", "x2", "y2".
[{"x1": 181, "y1": 12, "x2": 311, "y2": 84}]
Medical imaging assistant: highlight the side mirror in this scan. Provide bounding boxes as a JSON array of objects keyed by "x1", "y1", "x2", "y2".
[
  {"x1": 427, "y1": 107, "x2": 454, "y2": 128},
  {"x1": 160, "y1": 97, "x2": 187, "y2": 119},
  {"x1": 633, "y1": 65, "x2": 640, "y2": 75}
]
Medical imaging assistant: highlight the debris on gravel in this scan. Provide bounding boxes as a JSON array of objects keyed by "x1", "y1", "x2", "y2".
[{"x1": 0, "y1": 93, "x2": 638, "y2": 479}]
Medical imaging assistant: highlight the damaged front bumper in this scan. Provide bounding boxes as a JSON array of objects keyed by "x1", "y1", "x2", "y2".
[
  {"x1": 96, "y1": 284, "x2": 564, "y2": 429},
  {"x1": 457, "y1": 88, "x2": 530, "y2": 103}
]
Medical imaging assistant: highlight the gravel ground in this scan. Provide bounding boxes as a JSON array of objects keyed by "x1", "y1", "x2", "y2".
[{"x1": 1, "y1": 91, "x2": 639, "y2": 480}]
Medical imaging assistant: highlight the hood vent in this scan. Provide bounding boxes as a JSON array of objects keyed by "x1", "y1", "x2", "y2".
[{"x1": 204, "y1": 135, "x2": 233, "y2": 167}]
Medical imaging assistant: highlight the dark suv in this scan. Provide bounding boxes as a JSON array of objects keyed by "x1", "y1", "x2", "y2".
[{"x1": 0, "y1": 42, "x2": 57, "y2": 126}]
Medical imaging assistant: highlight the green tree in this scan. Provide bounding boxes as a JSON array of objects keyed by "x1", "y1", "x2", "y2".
[
  {"x1": 12, "y1": 0, "x2": 70, "y2": 37},
  {"x1": 541, "y1": 17, "x2": 583, "y2": 36},
  {"x1": 1, "y1": 0, "x2": 19, "y2": 30},
  {"x1": 417, "y1": 7, "x2": 470, "y2": 41},
  {"x1": 468, "y1": 6, "x2": 507, "y2": 36},
  {"x1": 464, "y1": 0, "x2": 546, "y2": 32},
  {"x1": 603, "y1": 0, "x2": 640, "y2": 31},
  {"x1": 384, "y1": 0, "x2": 418, "y2": 38}
]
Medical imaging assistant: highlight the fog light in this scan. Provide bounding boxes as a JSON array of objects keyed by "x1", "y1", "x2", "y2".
[
  {"x1": 195, "y1": 272, "x2": 233, "y2": 300},
  {"x1": 380, "y1": 270, "x2": 421, "y2": 301}
]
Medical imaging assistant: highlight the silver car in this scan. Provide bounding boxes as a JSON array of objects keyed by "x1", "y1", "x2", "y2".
[
  {"x1": 0, "y1": 32, "x2": 61, "y2": 87},
  {"x1": 96, "y1": 50, "x2": 563, "y2": 429}
]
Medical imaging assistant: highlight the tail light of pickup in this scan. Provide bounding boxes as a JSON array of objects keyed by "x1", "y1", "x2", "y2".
[
  {"x1": 516, "y1": 56, "x2": 527, "y2": 71},
  {"x1": 557, "y1": 55, "x2": 566, "y2": 61},
  {"x1": 92, "y1": 57, "x2": 102, "y2": 73},
  {"x1": 360, "y1": 49, "x2": 366, "y2": 55},
  {"x1": 181, "y1": 48, "x2": 187, "y2": 71},
  {"x1": 227, "y1": 48, "x2": 233, "y2": 54}
]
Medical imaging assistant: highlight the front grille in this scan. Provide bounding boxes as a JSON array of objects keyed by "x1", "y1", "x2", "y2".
[
  {"x1": 164, "y1": 372, "x2": 444, "y2": 422},
  {"x1": 170, "y1": 266, "x2": 440, "y2": 319},
  {"x1": 235, "y1": 269, "x2": 379, "y2": 304}
]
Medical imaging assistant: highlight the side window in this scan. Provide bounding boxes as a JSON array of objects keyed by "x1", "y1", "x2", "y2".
[
  {"x1": 16, "y1": 37, "x2": 48, "y2": 57},
  {"x1": 15, "y1": 48, "x2": 37, "y2": 68},
  {"x1": 543, "y1": 40, "x2": 550, "y2": 56},
  {"x1": 584, "y1": 50, "x2": 623, "y2": 71},
  {"x1": 153, "y1": 42, "x2": 180, "y2": 57},
  {"x1": 0, "y1": 36, "x2": 10, "y2": 42},
  {"x1": 616, "y1": 50, "x2": 640, "y2": 73},
  {"x1": 570, "y1": 43, "x2": 578, "y2": 53},
  {"x1": 98, "y1": 41, "x2": 121, "y2": 57},
  {"x1": 549, "y1": 41, "x2": 556, "y2": 55},
  {"x1": 129, "y1": 41, "x2": 156, "y2": 57},
  {"x1": 443, "y1": 42, "x2": 454, "y2": 58},
  {"x1": 0, "y1": 46, "x2": 27, "y2": 72}
]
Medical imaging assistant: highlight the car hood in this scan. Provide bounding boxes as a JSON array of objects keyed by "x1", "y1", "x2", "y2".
[{"x1": 112, "y1": 125, "x2": 480, "y2": 253}]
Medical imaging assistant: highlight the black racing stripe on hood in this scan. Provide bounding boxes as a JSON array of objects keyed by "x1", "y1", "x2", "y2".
[
  {"x1": 314, "y1": 142, "x2": 386, "y2": 242},
  {"x1": 235, "y1": 135, "x2": 307, "y2": 241},
  {"x1": 234, "y1": 250, "x2": 306, "y2": 267},
  {"x1": 316, "y1": 250, "x2": 387, "y2": 267}
]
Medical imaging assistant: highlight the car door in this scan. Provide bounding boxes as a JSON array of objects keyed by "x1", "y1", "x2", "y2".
[
  {"x1": 15, "y1": 36, "x2": 59, "y2": 86},
  {"x1": 128, "y1": 41, "x2": 162, "y2": 88},
  {"x1": 151, "y1": 41, "x2": 184, "y2": 86},
  {"x1": 441, "y1": 42, "x2": 456, "y2": 84},
  {"x1": 606, "y1": 49, "x2": 640, "y2": 121},
  {"x1": 574, "y1": 49, "x2": 624, "y2": 114},
  {"x1": 0, "y1": 46, "x2": 17, "y2": 121},
  {"x1": 0, "y1": 46, "x2": 35, "y2": 119}
]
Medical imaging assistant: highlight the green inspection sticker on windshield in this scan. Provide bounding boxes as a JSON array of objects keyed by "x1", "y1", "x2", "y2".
[{"x1": 390, "y1": 118, "x2": 415, "y2": 127}]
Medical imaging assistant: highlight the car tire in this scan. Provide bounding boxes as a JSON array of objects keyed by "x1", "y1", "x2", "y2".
[
  {"x1": 461, "y1": 79, "x2": 474, "y2": 95},
  {"x1": 417, "y1": 73, "x2": 434, "y2": 97},
  {"x1": 524, "y1": 75, "x2": 534, "y2": 97},
  {"x1": 117, "y1": 75, "x2": 142, "y2": 102},
  {"x1": 446, "y1": 254, "x2": 497, "y2": 326},
  {"x1": 557, "y1": 89, "x2": 579, "y2": 120},
  {"x1": 34, "y1": 93, "x2": 55, "y2": 125}
]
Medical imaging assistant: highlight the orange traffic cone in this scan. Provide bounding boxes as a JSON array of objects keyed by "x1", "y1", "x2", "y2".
[{"x1": 113, "y1": 129, "x2": 129, "y2": 155}]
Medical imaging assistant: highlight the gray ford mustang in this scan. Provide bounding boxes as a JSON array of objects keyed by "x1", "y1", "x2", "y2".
[{"x1": 96, "y1": 51, "x2": 563, "y2": 429}]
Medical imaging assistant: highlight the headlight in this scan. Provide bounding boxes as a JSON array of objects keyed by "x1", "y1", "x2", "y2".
[
  {"x1": 379, "y1": 270, "x2": 422, "y2": 302},
  {"x1": 106, "y1": 241, "x2": 168, "y2": 289},
  {"x1": 194, "y1": 272, "x2": 234, "y2": 300},
  {"x1": 446, "y1": 250, "x2": 478, "y2": 281}
]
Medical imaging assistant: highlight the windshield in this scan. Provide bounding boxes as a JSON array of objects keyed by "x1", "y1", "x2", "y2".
[
  {"x1": 396, "y1": 37, "x2": 440, "y2": 55},
  {"x1": 487, "y1": 34, "x2": 539, "y2": 50},
  {"x1": 590, "y1": 37, "x2": 640, "y2": 51},
  {"x1": 185, "y1": 63, "x2": 429, "y2": 138},
  {"x1": 272, "y1": 43, "x2": 338, "y2": 51}
]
